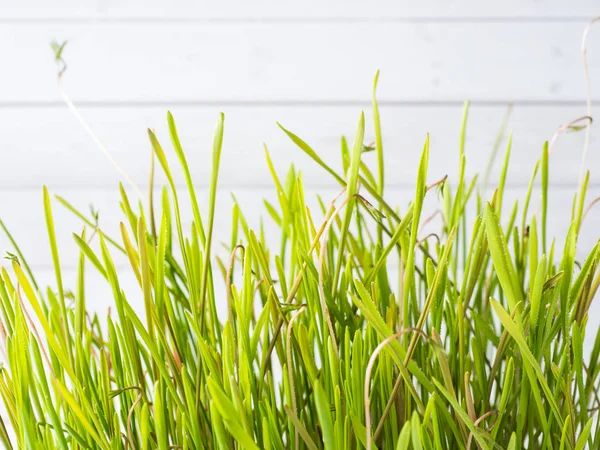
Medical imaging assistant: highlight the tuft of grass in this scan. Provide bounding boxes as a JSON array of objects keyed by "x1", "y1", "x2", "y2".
[{"x1": 1, "y1": 80, "x2": 600, "y2": 450}]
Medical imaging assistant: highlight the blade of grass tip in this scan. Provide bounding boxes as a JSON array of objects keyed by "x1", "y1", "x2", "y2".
[
  {"x1": 464, "y1": 372, "x2": 476, "y2": 423},
  {"x1": 263, "y1": 144, "x2": 287, "y2": 200},
  {"x1": 365, "y1": 204, "x2": 415, "y2": 285},
  {"x1": 410, "y1": 412, "x2": 424, "y2": 450},
  {"x1": 575, "y1": 171, "x2": 590, "y2": 233},
  {"x1": 42, "y1": 186, "x2": 71, "y2": 352},
  {"x1": 119, "y1": 223, "x2": 142, "y2": 286},
  {"x1": 278, "y1": 122, "x2": 345, "y2": 185},
  {"x1": 207, "y1": 378, "x2": 260, "y2": 450},
  {"x1": 341, "y1": 136, "x2": 350, "y2": 182},
  {"x1": 372, "y1": 70, "x2": 384, "y2": 192},
  {"x1": 403, "y1": 135, "x2": 429, "y2": 330},
  {"x1": 167, "y1": 111, "x2": 206, "y2": 244},
  {"x1": 372, "y1": 71, "x2": 384, "y2": 246},
  {"x1": 54, "y1": 194, "x2": 126, "y2": 253},
  {"x1": 148, "y1": 142, "x2": 157, "y2": 241},
  {"x1": 148, "y1": 128, "x2": 196, "y2": 312},
  {"x1": 0, "y1": 219, "x2": 38, "y2": 291},
  {"x1": 541, "y1": 141, "x2": 549, "y2": 254},
  {"x1": 572, "y1": 242, "x2": 600, "y2": 323},
  {"x1": 522, "y1": 163, "x2": 540, "y2": 277},
  {"x1": 119, "y1": 181, "x2": 139, "y2": 238},
  {"x1": 200, "y1": 113, "x2": 224, "y2": 334},
  {"x1": 359, "y1": 161, "x2": 378, "y2": 194},
  {"x1": 331, "y1": 112, "x2": 365, "y2": 298},
  {"x1": 425, "y1": 393, "x2": 443, "y2": 449},
  {"x1": 495, "y1": 132, "x2": 513, "y2": 219},
  {"x1": 277, "y1": 126, "x2": 400, "y2": 239},
  {"x1": 459, "y1": 101, "x2": 469, "y2": 155},
  {"x1": 396, "y1": 422, "x2": 411, "y2": 449},
  {"x1": 528, "y1": 215, "x2": 540, "y2": 293},
  {"x1": 450, "y1": 153, "x2": 465, "y2": 281},
  {"x1": 72, "y1": 233, "x2": 108, "y2": 279},
  {"x1": 574, "y1": 417, "x2": 594, "y2": 450}
]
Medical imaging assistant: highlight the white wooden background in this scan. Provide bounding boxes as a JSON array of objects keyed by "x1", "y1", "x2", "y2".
[{"x1": 0, "y1": 1, "x2": 600, "y2": 343}]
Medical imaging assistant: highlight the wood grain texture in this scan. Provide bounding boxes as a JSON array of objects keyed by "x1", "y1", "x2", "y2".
[
  {"x1": 0, "y1": 104, "x2": 596, "y2": 190},
  {"x1": 1, "y1": 1, "x2": 598, "y2": 20},
  {"x1": 1, "y1": 22, "x2": 598, "y2": 103}
]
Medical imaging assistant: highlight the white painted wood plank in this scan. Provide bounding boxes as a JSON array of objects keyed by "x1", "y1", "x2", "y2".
[
  {"x1": 1, "y1": 22, "x2": 598, "y2": 102},
  {"x1": 0, "y1": 185, "x2": 598, "y2": 269},
  {"x1": 1, "y1": 1, "x2": 598, "y2": 19},
  {"x1": 0, "y1": 104, "x2": 596, "y2": 189},
  {"x1": 0, "y1": 1, "x2": 99, "y2": 19}
]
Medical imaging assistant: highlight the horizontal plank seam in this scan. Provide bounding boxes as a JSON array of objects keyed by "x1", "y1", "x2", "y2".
[
  {"x1": 1, "y1": 182, "x2": 594, "y2": 192},
  {"x1": 0, "y1": 17, "x2": 596, "y2": 24},
  {"x1": 0, "y1": 100, "x2": 595, "y2": 108}
]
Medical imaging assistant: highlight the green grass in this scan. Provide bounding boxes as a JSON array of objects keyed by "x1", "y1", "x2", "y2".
[{"x1": 1, "y1": 81, "x2": 600, "y2": 449}]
